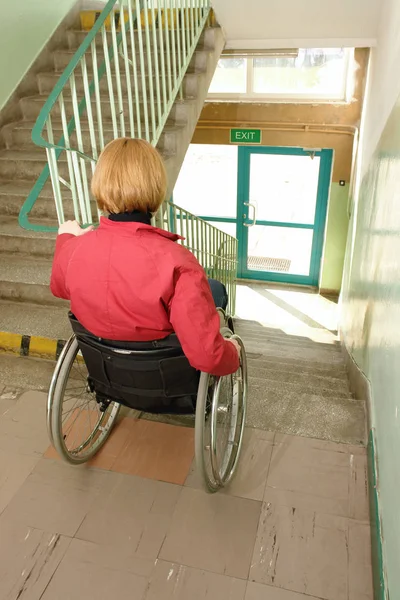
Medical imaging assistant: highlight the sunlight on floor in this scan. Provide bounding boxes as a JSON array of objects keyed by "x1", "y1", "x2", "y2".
[{"x1": 236, "y1": 283, "x2": 339, "y2": 344}]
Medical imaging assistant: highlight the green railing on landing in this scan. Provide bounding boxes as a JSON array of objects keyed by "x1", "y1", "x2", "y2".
[
  {"x1": 166, "y1": 202, "x2": 238, "y2": 315},
  {"x1": 20, "y1": 0, "x2": 211, "y2": 231}
]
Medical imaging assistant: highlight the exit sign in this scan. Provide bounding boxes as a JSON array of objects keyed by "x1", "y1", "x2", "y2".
[{"x1": 230, "y1": 128, "x2": 262, "y2": 144}]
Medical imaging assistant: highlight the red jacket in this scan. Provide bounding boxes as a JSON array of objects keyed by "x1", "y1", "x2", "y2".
[{"x1": 50, "y1": 217, "x2": 239, "y2": 376}]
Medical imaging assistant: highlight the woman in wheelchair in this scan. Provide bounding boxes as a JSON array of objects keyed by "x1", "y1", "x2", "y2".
[
  {"x1": 50, "y1": 138, "x2": 240, "y2": 376},
  {"x1": 48, "y1": 138, "x2": 247, "y2": 491}
]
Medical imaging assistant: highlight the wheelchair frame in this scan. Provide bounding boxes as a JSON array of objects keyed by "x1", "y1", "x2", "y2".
[{"x1": 47, "y1": 311, "x2": 247, "y2": 492}]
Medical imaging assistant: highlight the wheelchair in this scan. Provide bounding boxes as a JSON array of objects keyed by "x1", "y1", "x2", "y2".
[{"x1": 47, "y1": 311, "x2": 247, "y2": 492}]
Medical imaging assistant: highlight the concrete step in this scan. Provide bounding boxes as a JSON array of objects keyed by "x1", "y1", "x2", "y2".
[
  {"x1": 0, "y1": 146, "x2": 174, "y2": 180},
  {"x1": 19, "y1": 93, "x2": 197, "y2": 125},
  {"x1": 0, "y1": 149, "x2": 49, "y2": 180},
  {"x1": 247, "y1": 353, "x2": 348, "y2": 376},
  {"x1": 0, "y1": 218, "x2": 56, "y2": 257},
  {"x1": 66, "y1": 27, "x2": 218, "y2": 53},
  {"x1": 243, "y1": 340, "x2": 344, "y2": 364},
  {"x1": 248, "y1": 364, "x2": 351, "y2": 396},
  {"x1": 236, "y1": 327, "x2": 341, "y2": 353},
  {"x1": 53, "y1": 47, "x2": 209, "y2": 73},
  {"x1": 37, "y1": 68, "x2": 203, "y2": 97},
  {"x1": 0, "y1": 353, "x2": 57, "y2": 392},
  {"x1": 0, "y1": 180, "x2": 74, "y2": 221},
  {"x1": 249, "y1": 373, "x2": 351, "y2": 400},
  {"x1": 0, "y1": 254, "x2": 58, "y2": 305},
  {"x1": 0, "y1": 300, "x2": 70, "y2": 339},
  {"x1": 245, "y1": 387, "x2": 366, "y2": 445},
  {"x1": 3, "y1": 119, "x2": 184, "y2": 155}
]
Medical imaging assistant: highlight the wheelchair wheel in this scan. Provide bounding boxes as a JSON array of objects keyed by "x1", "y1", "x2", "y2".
[
  {"x1": 47, "y1": 335, "x2": 121, "y2": 464},
  {"x1": 195, "y1": 333, "x2": 247, "y2": 492}
]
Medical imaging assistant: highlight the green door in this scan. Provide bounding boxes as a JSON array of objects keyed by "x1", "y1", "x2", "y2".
[{"x1": 237, "y1": 146, "x2": 333, "y2": 286}]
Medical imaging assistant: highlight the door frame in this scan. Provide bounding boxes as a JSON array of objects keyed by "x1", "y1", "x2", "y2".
[{"x1": 236, "y1": 146, "x2": 333, "y2": 286}]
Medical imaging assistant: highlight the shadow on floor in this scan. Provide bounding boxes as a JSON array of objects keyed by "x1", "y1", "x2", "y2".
[{"x1": 249, "y1": 285, "x2": 338, "y2": 334}]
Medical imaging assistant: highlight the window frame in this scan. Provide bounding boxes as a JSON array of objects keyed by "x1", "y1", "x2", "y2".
[{"x1": 207, "y1": 50, "x2": 354, "y2": 104}]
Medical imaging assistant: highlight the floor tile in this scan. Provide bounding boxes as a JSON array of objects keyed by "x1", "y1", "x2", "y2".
[
  {"x1": 0, "y1": 518, "x2": 71, "y2": 600},
  {"x1": 76, "y1": 473, "x2": 181, "y2": 559},
  {"x1": 160, "y1": 487, "x2": 262, "y2": 579},
  {"x1": 185, "y1": 428, "x2": 274, "y2": 501},
  {"x1": 349, "y1": 453, "x2": 369, "y2": 521},
  {"x1": 62, "y1": 538, "x2": 155, "y2": 577},
  {"x1": 246, "y1": 582, "x2": 321, "y2": 599},
  {"x1": 348, "y1": 521, "x2": 374, "y2": 599},
  {"x1": 40, "y1": 544, "x2": 149, "y2": 600},
  {"x1": 0, "y1": 449, "x2": 39, "y2": 514},
  {"x1": 274, "y1": 433, "x2": 367, "y2": 455},
  {"x1": 250, "y1": 503, "x2": 349, "y2": 600},
  {"x1": 44, "y1": 415, "x2": 134, "y2": 470},
  {"x1": 267, "y1": 437, "x2": 362, "y2": 519},
  {"x1": 89, "y1": 416, "x2": 138, "y2": 470},
  {"x1": 0, "y1": 397, "x2": 15, "y2": 417},
  {"x1": 0, "y1": 458, "x2": 110, "y2": 536},
  {"x1": 145, "y1": 560, "x2": 247, "y2": 599},
  {"x1": 111, "y1": 419, "x2": 195, "y2": 485},
  {"x1": 0, "y1": 390, "x2": 49, "y2": 457}
]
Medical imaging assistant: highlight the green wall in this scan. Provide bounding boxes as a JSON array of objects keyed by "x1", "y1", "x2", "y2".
[
  {"x1": 0, "y1": 0, "x2": 78, "y2": 110},
  {"x1": 341, "y1": 92, "x2": 400, "y2": 599},
  {"x1": 320, "y1": 182, "x2": 350, "y2": 292}
]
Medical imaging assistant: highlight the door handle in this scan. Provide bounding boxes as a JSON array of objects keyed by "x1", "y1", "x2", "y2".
[{"x1": 244, "y1": 202, "x2": 256, "y2": 227}]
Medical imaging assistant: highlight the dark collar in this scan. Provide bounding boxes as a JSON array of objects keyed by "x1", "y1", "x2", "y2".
[{"x1": 108, "y1": 210, "x2": 152, "y2": 225}]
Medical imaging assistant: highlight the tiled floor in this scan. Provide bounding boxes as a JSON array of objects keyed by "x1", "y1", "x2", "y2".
[
  {"x1": 0, "y1": 286, "x2": 373, "y2": 599},
  {"x1": 0, "y1": 388, "x2": 373, "y2": 600}
]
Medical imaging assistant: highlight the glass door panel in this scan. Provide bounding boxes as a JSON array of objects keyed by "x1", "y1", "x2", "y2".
[
  {"x1": 249, "y1": 154, "x2": 320, "y2": 224},
  {"x1": 173, "y1": 144, "x2": 238, "y2": 219},
  {"x1": 247, "y1": 226, "x2": 314, "y2": 276},
  {"x1": 238, "y1": 147, "x2": 332, "y2": 286}
]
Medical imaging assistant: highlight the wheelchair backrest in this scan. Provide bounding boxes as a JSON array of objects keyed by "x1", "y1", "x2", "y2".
[{"x1": 68, "y1": 313, "x2": 199, "y2": 413}]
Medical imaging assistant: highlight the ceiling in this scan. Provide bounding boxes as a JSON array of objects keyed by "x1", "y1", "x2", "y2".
[{"x1": 211, "y1": 0, "x2": 381, "y2": 49}]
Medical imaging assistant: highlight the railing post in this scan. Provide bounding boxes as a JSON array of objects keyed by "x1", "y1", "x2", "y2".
[
  {"x1": 69, "y1": 72, "x2": 92, "y2": 223},
  {"x1": 110, "y1": 11, "x2": 126, "y2": 136},
  {"x1": 163, "y1": 0, "x2": 172, "y2": 101},
  {"x1": 127, "y1": 0, "x2": 143, "y2": 139},
  {"x1": 120, "y1": 1, "x2": 135, "y2": 137},
  {"x1": 102, "y1": 24, "x2": 119, "y2": 139},
  {"x1": 91, "y1": 40, "x2": 105, "y2": 151},
  {"x1": 157, "y1": 1, "x2": 167, "y2": 114},
  {"x1": 143, "y1": 2, "x2": 156, "y2": 140},
  {"x1": 58, "y1": 94, "x2": 80, "y2": 221},
  {"x1": 150, "y1": 2, "x2": 162, "y2": 128}
]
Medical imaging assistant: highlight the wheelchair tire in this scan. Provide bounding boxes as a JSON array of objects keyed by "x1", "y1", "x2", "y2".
[
  {"x1": 48, "y1": 335, "x2": 121, "y2": 465},
  {"x1": 195, "y1": 332, "x2": 247, "y2": 493}
]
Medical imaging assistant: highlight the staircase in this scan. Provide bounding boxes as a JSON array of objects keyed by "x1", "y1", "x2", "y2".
[
  {"x1": 0, "y1": 4, "x2": 225, "y2": 341},
  {"x1": 234, "y1": 317, "x2": 366, "y2": 445}
]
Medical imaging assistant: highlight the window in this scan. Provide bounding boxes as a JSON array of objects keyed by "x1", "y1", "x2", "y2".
[
  {"x1": 207, "y1": 49, "x2": 353, "y2": 102},
  {"x1": 173, "y1": 144, "x2": 238, "y2": 220}
]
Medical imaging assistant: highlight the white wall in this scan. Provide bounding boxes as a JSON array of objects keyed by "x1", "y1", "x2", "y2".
[
  {"x1": 212, "y1": 0, "x2": 380, "y2": 49},
  {"x1": 358, "y1": 0, "x2": 400, "y2": 174},
  {"x1": 340, "y1": 0, "x2": 400, "y2": 596},
  {"x1": 0, "y1": 0, "x2": 78, "y2": 110}
]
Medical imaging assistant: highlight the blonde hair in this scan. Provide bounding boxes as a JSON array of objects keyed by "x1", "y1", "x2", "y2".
[{"x1": 91, "y1": 138, "x2": 167, "y2": 214}]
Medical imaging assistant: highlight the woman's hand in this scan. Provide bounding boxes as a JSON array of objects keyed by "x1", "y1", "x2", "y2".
[
  {"x1": 227, "y1": 338, "x2": 241, "y2": 356},
  {"x1": 58, "y1": 220, "x2": 94, "y2": 237}
]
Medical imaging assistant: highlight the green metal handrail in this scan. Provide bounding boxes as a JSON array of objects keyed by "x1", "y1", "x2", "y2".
[
  {"x1": 20, "y1": 0, "x2": 238, "y2": 311},
  {"x1": 165, "y1": 201, "x2": 238, "y2": 315},
  {"x1": 20, "y1": 0, "x2": 211, "y2": 231}
]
